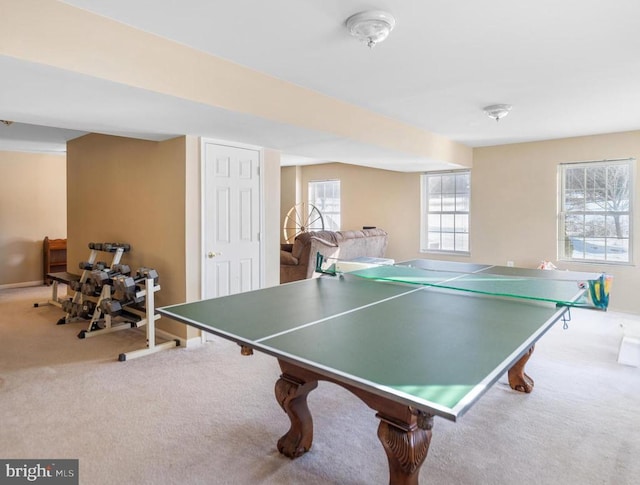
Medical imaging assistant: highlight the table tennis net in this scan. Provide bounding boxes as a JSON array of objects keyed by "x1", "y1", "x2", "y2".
[{"x1": 314, "y1": 252, "x2": 611, "y2": 310}]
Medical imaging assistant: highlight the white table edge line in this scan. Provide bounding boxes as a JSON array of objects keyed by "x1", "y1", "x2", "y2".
[{"x1": 254, "y1": 286, "x2": 424, "y2": 343}]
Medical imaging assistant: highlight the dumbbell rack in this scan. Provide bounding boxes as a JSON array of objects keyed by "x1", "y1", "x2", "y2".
[
  {"x1": 62, "y1": 243, "x2": 178, "y2": 361},
  {"x1": 122, "y1": 278, "x2": 179, "y2": 361},
  {"x1": 83, "y1": 276, "x2": 178, "y2": 362},
  {"x1": 58, "y1": 243, "x2": 128, "y2": 327}
]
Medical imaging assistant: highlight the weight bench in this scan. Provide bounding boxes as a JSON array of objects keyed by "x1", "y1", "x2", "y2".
[{"x1": 34, "y1": 272, "x2": 80, "y2": 312}]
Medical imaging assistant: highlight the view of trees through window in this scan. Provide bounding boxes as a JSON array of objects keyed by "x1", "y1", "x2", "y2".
[
  {"x1": 559, "y1": 159, "x2": 632, "y2": 263},
  {"x1": 308, "y1": 180, "x2": 341, "y2": 231}
]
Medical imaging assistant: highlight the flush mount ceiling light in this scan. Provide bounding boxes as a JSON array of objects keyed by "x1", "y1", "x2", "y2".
[
  {"x1": 483, "y1": 104, "x2": 512, "y2": 122},
  {"x1": 346, "y1": 11, "x2": 396, "y2": 48}
]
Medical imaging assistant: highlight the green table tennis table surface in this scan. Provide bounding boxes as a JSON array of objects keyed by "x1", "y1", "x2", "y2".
[
  {"x1": 158, "y1": 265, "x2": 586, "y2": 421},
  {"x1": 348, "y1": 263, "x2": 592, "y2": 306}
]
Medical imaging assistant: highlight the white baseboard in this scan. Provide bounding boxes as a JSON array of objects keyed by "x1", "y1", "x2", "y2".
[
  {"x1": 0, "y1": 280, "x2": 44, "y2": 290},
  {"x1": 154, "y1": 327, "x2": 202, "y2": 349},
  {"x1": 183, "y1": 336, "x2": 204, "y2": 348}
]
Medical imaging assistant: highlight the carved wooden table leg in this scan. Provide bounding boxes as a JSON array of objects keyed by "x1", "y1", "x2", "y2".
[
  {"x1": 239, "y1": 345, "x2": 253, "y2": 355},
  {"x1": 274, "y1": 359, "x2": 435, "y2": 484},
  {"x1": 508, "y1": 344, "x2": 535, "y2": 393},
  {"x1": 377, "y1": 410, "x2": 433, "y2": 485},
  {"x1": 274, "y1": 373, "x2": 318, "y2": 458}
]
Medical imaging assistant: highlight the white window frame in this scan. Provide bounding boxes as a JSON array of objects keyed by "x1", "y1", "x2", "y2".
[
  {"x1": 420, "y1": 170, "x2": 471, "y2": 255},
  {"x1": 308, "y1": 179, "x2": 341, "y2": 231},
  {"x1": 558, "y1": 158, "x2": 634, "y2": 264}
]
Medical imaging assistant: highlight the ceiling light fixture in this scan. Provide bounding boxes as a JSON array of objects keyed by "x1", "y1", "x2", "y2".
[
  {"x1": 346, "y1": 11, "x2": 396, "y2": 48},
  {"x1": 483, "y1": 104, "x2": 512, "y2": 122}
]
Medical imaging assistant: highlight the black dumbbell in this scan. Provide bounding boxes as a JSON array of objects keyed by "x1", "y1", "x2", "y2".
[
  {"x1": 88, "y1": 269, "x2": 111, "y2": 288},
  {"x1": 100, "y1": 297, "x2": 142, "y2": 317},
  {"x1": 112, "y1": 276, "x2": 146, "y2": 303},
  {"x1": 112, "y1": 275, "x2": 134, "y2": 301},
  {"x1": 111, "y1": 268, "x2": 158, "y2": 301},
  {"x1": 61, "y1": 299, "x2": 74, "y2": 314},
  {"x1": 99, "y1": 298, "x2": 123, "y2": 316},
  {"x1": 112, "y1": 264, "x2": 131, "y2": 275},
  {"x1": 137, "y1": 267, "x2": 159, "y2": 285},
  {"x1": 69, "y1": 280, "x2": 83, "y2": 292},
  {"x1": 62, "y1": 300, "x2": 82, "y2": 317},
  {"x1": 88, "y1": 242, "x2": 131, "y2": 252},
  {"x1": 102, "y1": 243, "x2": 131, "y2": 253},
  {"x1": 88, "y1": 264, "x2": 131, "y2": 288},
  {"x1": 78, "y1": 301, "x2": 96, "y2": 319},
  {"x1": 81, "y1": 280, "x2": 100, "y2": 297},
  {"x1": 79, "y1": 261, "x2": 107, "y2": 271}
]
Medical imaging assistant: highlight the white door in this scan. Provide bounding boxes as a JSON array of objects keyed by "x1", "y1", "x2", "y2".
[{"x1": 203, "y1": 141, "x2": 261, "y2": 300}]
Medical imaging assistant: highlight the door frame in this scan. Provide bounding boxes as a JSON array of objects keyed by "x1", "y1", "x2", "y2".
[{"x1": 199, "y1": 137, "x2": 265, "y2": 302}]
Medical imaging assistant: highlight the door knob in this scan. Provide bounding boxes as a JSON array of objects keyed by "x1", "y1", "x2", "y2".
[{"x1": 207, "y1": 252, "x2": 216, "y2": 258}]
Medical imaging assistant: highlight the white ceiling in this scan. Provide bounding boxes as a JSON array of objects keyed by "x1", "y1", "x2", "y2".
[{"x1": 2, "y1": 0, "x2": 640, "y2": 170}]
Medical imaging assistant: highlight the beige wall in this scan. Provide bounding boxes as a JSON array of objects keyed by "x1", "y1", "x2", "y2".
[
  {"x1": 280, "y1": 166, "x2": 298, "y2": 243},
  {"x1": 66, "y1": 134, "x2": 282, "y2": 339},
  {"x1": 262, "y1": 149, "x2": 282, "y2": 288},
  {"x1": 0, "y1": 150, "x2": 66, "y2": 286},
  {"x1": 67, "y1": 134, "x2": 189, "y2": 338},
  {"x1": 294, "y1": 163, "x2": 421, "y2": 260},
  {"x1": 184, "y1": 135, "x2": 201, "y2": 308},
  {"x1": 3, "y1": 0, "x2": 637, "y2": 314},
  {"x1": 287, "y1": 131, "x2": 640, "y2": 313},
  {"x1": 472, "y1": 131, "x2": 640, "y2": 314}
]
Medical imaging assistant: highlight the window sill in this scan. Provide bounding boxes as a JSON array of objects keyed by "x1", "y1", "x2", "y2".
[{"x1": 420, "y1": 249, "x2": 471, "y2": 257}]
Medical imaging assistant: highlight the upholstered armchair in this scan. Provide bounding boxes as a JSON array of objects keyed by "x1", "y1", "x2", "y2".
[{"x1": 280, "y1": 229, "x2": 388, "y2": 284}]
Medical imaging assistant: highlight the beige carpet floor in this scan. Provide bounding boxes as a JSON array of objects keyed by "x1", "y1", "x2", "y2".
[{"x1": 1, "y1": 285, "x2": 639, "y2": 484}]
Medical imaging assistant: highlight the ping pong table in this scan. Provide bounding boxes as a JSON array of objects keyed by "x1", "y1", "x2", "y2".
[{"x1": 158, "y1": 259, "x2": 609, "y2": 485}]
